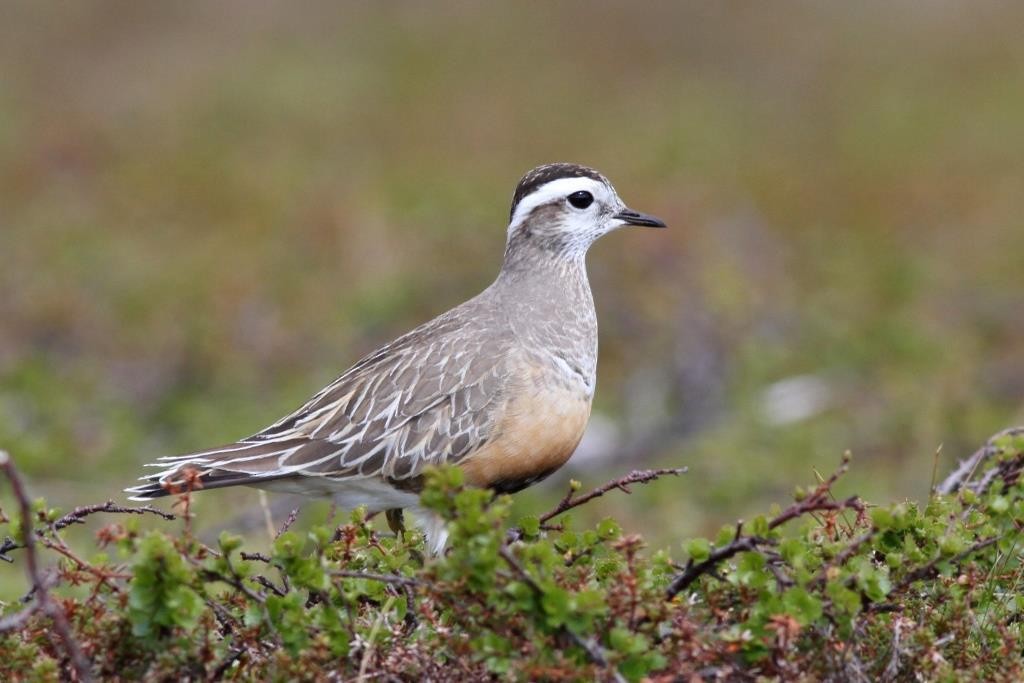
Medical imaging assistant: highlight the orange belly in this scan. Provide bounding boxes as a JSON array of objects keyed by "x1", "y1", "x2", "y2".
[{"x1": 460, "y1": 382, "x2": 591, "y2": 493}]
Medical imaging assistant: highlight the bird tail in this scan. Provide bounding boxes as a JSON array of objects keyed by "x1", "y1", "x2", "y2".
[{"x1": 124, "y1": 439, "x2": 306, "y2": 501}]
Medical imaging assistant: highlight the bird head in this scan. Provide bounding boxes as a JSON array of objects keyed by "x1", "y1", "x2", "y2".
[{"x1": 506, "y1": 163, "x2": 665, "y2": 258}]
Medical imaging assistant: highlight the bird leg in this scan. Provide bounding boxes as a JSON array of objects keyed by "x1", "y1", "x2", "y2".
[{"x1": 385, "y1": 508, "x2": 406, "y2": 538}]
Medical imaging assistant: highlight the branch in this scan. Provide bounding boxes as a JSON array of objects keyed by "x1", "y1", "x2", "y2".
[
  {"x1": 506, "y1": 468, "x2": 686, "y2": 543},
  {"x1": 861, "y1": 535, "x2": 1004, "y2": 616},
  {"x1": 194, "y1": 546, "x2": 269, "y2": 605},
  {"x1": 38, "y1": 533, "x2": 132, "y2": 586},
  {"x1": 235, "y1": 551, "x2": 419, "y2": 594},
  {"x1": 197, "y1": 567, "x2": 267, "y2": 604},
  {"x1": 807, "y1": 530, "x2": 877, "y2": 589},
  {"x1": 935, "y1": 427, "x2": 1024, "y2": 495},
  {"x1": 275, "y1": 507, "x2": 301, "y2": 539},
  {"x1": 0, "y1": 602, "x2": 38, "y2": 632},
  {"x1": 1, "y1": 500, "x2": 175, "y2": 563},
  {"x1": 330, "y1": 570, "x2": 421, "y2": 587},
  {"x1": 542, "y1": 468, "x2": 687, "y2": 525},
  {"x1": 211, "y1": 648, "x2": 245, "y2": 680},
  {"x1": 53, "y1": 500, "x2": 175, "y2": 530},
  {"x1": 890, "y1": 535, "x2": 1001, "y2": 596},
  {"x1": 240, "y1": 551, "x2": 272, "y2": 563},
  {"x1": 0, "y1": 535, "x2": 17, "y2": 563},
  {"x1": 665, "y1": 460, "x2": 864, "y2": 601},
  {"x1": 665, "y1": 522, "x2": 766, "y2": 600},
  {"x1": 769, "y1": 495, "x2": 863, "y2": 531},
  {"x1": 0, "y1": 450, "x2": 93, "y2": 682},
  {"x1": 498, "y1": 546, "x2": 626, "y2": 683}
]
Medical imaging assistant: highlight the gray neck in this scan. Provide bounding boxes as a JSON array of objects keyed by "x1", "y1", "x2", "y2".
[{"x1": 491, "y1": 239, "x2": 599, "y2": 394}]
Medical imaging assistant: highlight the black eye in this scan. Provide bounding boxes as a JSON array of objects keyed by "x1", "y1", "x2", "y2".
[{"x1": 567, "y1": 190, "x2": 594, "y2": 209}]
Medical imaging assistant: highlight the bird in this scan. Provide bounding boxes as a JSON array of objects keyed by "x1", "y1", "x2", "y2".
[{"x1": 126, "y1": 163, "x2": 666, "y2": 553}]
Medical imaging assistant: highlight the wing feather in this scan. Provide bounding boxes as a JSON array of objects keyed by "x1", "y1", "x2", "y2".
[{"x1": 126, "y1": 309, "x2": 512, "y2": 500}]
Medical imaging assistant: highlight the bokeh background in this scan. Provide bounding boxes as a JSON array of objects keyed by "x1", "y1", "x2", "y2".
[{"x1": 2, "y1": 2, "x2": 1022, "y2": 592}]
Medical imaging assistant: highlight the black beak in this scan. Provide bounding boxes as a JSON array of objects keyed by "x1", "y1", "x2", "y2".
[{"x1": 613, "y1": 208, "x2": 667, "y2": 228}]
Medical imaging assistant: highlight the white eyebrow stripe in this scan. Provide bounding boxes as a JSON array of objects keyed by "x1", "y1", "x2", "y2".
[{"x1": 508, "y1": 177, "x2": 609, "y2": 232}]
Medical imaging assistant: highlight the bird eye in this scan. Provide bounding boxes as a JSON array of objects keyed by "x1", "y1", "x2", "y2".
[{"x1": 567, "y1": 191, "x2": 594, "y2": 209}]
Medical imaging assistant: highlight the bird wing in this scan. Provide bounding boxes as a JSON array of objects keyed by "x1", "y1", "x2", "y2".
[{"x1": 126, "y1": 310, "x2": 512, "y2": 499}]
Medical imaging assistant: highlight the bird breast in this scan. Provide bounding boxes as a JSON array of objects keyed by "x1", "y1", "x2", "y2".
[{"x1": 459, "y1": 352, "x2": 593, "y2": 493}]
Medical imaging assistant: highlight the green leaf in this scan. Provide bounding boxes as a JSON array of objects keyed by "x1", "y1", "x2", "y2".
[
  {"x1": 218, "y1": 530, "x2": 243, "y2": 554},
  {"x1": 597, "y1": 518, "x2": 621, "y2": 540},
  {"x1": 827, "y1": 580, "x2": 862, "y2": 615},
  {"x1": 782, "y1": 587, "x2": 823, "y2": 625},
  {"x1": 778, "y1": 538, "x2": 806, "y2": 568},
  {"x1": 519, "y1": 515, "x2": 540, "y2": 537},
  {"x1": 750, "y1": 515, "x2": 770, "y2": 536},
  {"x1": 685, "y1": 537, "x2": 712, "y2": 562},
  {"x1": 854, "y1": 561, "x2": 892, "y2": 602},
  {"x1": 989, "y1": 496, "x2": 1010, "y2": 514},
  {"x1": 939, "y1": 534, "x2": 966, "y2": 557},
  {"x1": 735, "y1": 552, "x2": 769, "y2": 589},
  {"x1": 871, "y1": 508, "x2": 894, "y2": 529},
  {"x1": 608, "y1": 627, "x2": 648, "y2": 655},
  {"x1": 541, "y1": 587, "x2": 571, "y2": 627}
]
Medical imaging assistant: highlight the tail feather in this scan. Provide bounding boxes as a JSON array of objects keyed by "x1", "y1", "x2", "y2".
[
  {"x1": 125, "y1": 469, "x2": 295, "y2": 500},
  {"x1": 124, "y1": 439, "x2": 309, "y2": 500}
]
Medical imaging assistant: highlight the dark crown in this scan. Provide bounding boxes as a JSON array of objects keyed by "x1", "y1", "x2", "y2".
[{"x1": 509, "y1": 163, "x2": 607, "y2": 221}]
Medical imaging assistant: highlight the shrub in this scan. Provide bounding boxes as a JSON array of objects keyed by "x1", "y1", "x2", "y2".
[{"x1": 1, "y1": 428, "x2": 1023, "y2": 680}]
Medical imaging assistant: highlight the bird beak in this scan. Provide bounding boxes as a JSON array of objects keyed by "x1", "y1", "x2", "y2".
[{"x1": 613, "y1": 208, "x2": 667, "y2": 228}]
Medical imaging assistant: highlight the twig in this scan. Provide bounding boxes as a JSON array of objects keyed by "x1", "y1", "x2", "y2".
[
  {"x1": 198, "y1": 566, "x2": 267, "y2": 604},
  {"x1": 275, "y1": 506, "x2": 301, "y2": 539},
  {"x1": 769, "y1": 495, "x2": 862, "y2": 531},
  {"x1": 808, "y1": 530, "x2": 877, "y2": 588},
  {"x1": 211, "y1": 647, "x2": 245, "y2": 680},
  {"x1": 506, "y1": 468, "x2": 686, "y2": 543},
  {"x1": 0, "y1": 450, "x2": 93, "y2": 682},
  {"x1": 0, "y1": 501, "x2": 174, "y2": 563},
  {"x1": 39, "y1": 533, "x2": 132, "y2": 586},
  {"x1": 0, "y1": 602, "x2": 39, "y2": 632},
  {"x1": 928, "y1": 444, "x2": 942, "y2": 500},
  {"x1": 880, "y1": 616, "x2": 908, "y2": 683},
  {"x1": 889, "y1": 535, "x2": 1001, "y2": 595},
  {"x1": 330, "y1": 570, "x2": 421, "y2": 586},
  {"x1": 935, "y1": 427, "x2": 1024, "y2": 495},
  {"x1": 356, "y1": 594, "x2": 395, "y2": 683},
  {"x1": 541, "y1": 468, "x2": 686, "y2": 526},
  {"x1": 863, "y1": 535, "x2": 1004, "y2": 616},
  {"x1": 0, "y1": 536, "x2": 17, "y2": 563},
  {"x1": 400, "y1": 581, "x2": 418, "y2": 631},
  {"x1": 169, "y1": 470, "x2": 202, "y2": 537},
  {"x1": 240, "y1": 551, "x2": 273, "y2": 563},
  {"x1": 813, "y1": 458, "x2": 857, "y2": 537},
  {"x1": 252, "y1": 574, "x2": 288, "y2": 597},
  {"x1": 207, "y1": 598, "x2": 239, "y2": 635},
  {"x1": 53, "y1": 500, "x2": 175, "y2": 530},
  {"x1": 257, "y1": 490, "x2": 276, "y2": 540},
  {"x1": 665, "y1": 531, "x2": 766, "y2": 600},
  {"x1": 191, "y1": 544, "x2": 268, "y2": 606}
]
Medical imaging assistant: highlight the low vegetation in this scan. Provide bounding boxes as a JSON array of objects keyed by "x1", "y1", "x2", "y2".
[{"x1": 2, "y1": 427, "x2": 1023, "y2": 681}]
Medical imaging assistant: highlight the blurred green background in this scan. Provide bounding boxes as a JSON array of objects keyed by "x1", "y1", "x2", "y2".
[{"x1": 1, "y1": 2, "x2": 1022, "y2": 591}]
